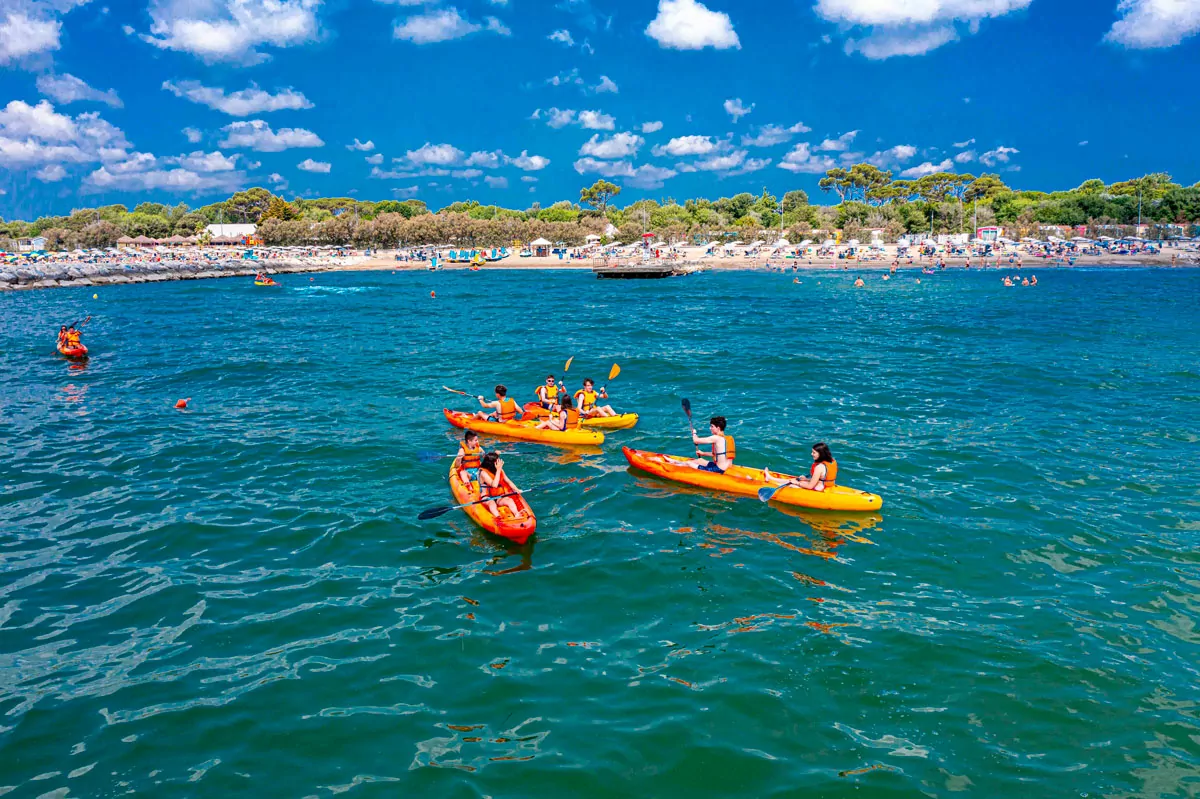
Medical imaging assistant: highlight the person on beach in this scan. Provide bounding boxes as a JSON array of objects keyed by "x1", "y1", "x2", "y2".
[
  {"x1": 478, "y1": 452, "x2": 524, "y2": 519},
  {"x1": 536, "y1": 396, "x2": 573, "y2": 431},
  {"x1": 535, "y1": 375, "x2": 560, "y2": 410},
  {"x1": 475, "y1": 385, "x2": 522, "y2": 422},
  {"x1": 574, "y1": 379, "x2": 616, "y2": 418},
  {"x1": 763, "y1": 443, "x2": 838, "y2": 492},
  {"x1": 687, "y1": 416, "x2": 736, "y2": 473},
  {"x1": 454, "y1": 431, "x2": 484, "y2": 486}
]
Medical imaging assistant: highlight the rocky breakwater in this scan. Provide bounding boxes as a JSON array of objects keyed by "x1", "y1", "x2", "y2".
[{"x1": 0, "y1": 258, "x2": 357, "y2": 291}]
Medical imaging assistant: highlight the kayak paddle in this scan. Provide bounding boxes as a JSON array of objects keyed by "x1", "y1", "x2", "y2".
[
  {"x1": 419, "y1": 449, "x2": 516, "y2": 463},
  {"x1": 758, "y1": 483, "x2": 789, "y2": 503},
  {"x1": 442, "y1": 386, "x2": 472, "y2": 396},
  {"x1": 682, "y1": 397, "x2": 693, "y2": 433},
  {"x1": 418, "y1": 490, "x2": 525, "y2": 521},
  {"x1": 601, "y1": 362, "x2": 620, "y2": 392}
]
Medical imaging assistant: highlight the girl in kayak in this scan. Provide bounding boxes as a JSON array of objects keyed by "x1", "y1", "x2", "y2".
[
  {"x1": 535, "y1": 375, "x2": 560, "y2": 410},
  {"x1": 475, "y1": 385, "x2": 522, "y2": 422},
  {"x1": 686, "y1": 416, "x2": 735, "y2": 473},
  {"x1": 478, "y1": 452, "x2": 524, "y2": 519},
  {"x1": 454, "y1": 431, "x2": 483, "y2": 486},
  {"x1": 764, "y1": 443, "x2": 838, "y2": 492},
  {"x1": 574, "y1": 379, "x2": 616, "y2": 419},
  {"x1": 535, "y1": 395, "x2": 573, "y2": 431}
]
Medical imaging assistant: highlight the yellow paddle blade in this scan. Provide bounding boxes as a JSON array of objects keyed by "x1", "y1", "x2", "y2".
[
  {"x1": 564, "y1": 356, "x2": 574, "y2": 372},
  {"x1": 608, "y1": 363, "x2": 620, "y2": 381}
]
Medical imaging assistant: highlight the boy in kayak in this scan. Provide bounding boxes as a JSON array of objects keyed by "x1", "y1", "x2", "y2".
[
  {"x1": 686, "y1": 416, "x2": 735, "y2": 473},
  {"x1": 535, "y1": 375, "x2": 560, "y2": 410},
  {"x1": 763, "y1": 443, "x2": 837, "y2": 492},
  {"x1": 474, "y1": 385, "x2": 522, "y2": 422},
  {"x1": 454, "y1": 431, "x2": 484, "y2": 486},
  {"x1": 574, "y1": 379, "x2": 616, "y2": 418}
]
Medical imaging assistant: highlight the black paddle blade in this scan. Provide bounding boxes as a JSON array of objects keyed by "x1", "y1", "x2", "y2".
[
  {"x1": 681, "y1": 398, "x2": 691, "y2": 416},
  {"x1": 417, "y1": 506, "x2": 454, "y2": 521}
]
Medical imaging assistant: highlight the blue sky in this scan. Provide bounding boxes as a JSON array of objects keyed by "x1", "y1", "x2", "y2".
[{"x1": 2, "y1": 0, "x2": 1199, "y2": 219}]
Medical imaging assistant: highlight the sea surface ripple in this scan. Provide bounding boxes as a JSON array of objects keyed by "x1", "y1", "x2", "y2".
[{"x1": 1, "y1": 268, "x2": 1198, "y2": 797}]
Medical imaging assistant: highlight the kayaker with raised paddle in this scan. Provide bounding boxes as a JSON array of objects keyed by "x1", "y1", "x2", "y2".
[
  {"x1": 535, "y1": 375, "x2": 560, "y2": 410},
  {"x1": 454, "y1": 431, "x2": 484, "y2": 486},
  {"x1": 474, "y1": 385, "x2": 522, "y2": 422},
  {"x1": 764, "y1": 443, "x2": 837, "y2": 492},
  {"x1": 574, "y1": 378, "x2": 617, "y2": 419},
  {"x1": 686, "y1": 416, "x2": 735, "y2": 474}
]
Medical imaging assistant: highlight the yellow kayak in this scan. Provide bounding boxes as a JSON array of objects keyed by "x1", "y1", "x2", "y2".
[
  {"x1": 444, "y1": 409, "x2": 605, "y2": 446},
  {"x1": 521, "y1": 403, "x2": 638, "y2": 430},
  {"x1": 623, "y1": 446, "x2": 883, "y2": 512}
]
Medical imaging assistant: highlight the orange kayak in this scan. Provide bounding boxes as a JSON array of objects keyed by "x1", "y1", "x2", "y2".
[
  {"x1": 448, "y1": 463, "x2": 536, "y2": 543},
  {"x1": 521, "y1": 402, "x2": 638, "y2": 430},
  {"x1": 623, "y1": 446, "x2": 883, "y2": 512},
  {"x1": 443, "y1": 409, "x2": 604, "y2": 446},
  {"x1": 57, "y1": 343, "x2": 88, "y2": 359}
]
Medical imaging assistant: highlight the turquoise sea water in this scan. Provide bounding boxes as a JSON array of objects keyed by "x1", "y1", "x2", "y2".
[{"x1": 1, "y1": 267, "x2": 1198, "y2": 797}]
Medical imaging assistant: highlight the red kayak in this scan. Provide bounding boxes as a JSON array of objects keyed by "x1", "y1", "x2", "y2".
[{"x1": 57, "y1": 343, "x2": 88, "y2": 359}]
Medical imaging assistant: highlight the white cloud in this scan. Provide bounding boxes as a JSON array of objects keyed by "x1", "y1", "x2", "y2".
[
  {"x1": 81, "y1": 150, "x2": 247, "y2": 194},
  {"x1": 900, "y1": 159, "x2": 954, "y2": 178},
  {"x1": 579, "y1": 131, "x2": 643, "y2": 159},
  {"x1": 172, "y1": 150, "x2": 239, "y2": 172},
  {"x1": 162, "y1": 80, "x2": 312, "y2": 116},
  {"x1": 406, "y1": 141, "x2": 464, "y2": 165},
  {"x1": 1079, "y1": 140, "x2": 1089, "y2": 146},
  {"x1": 36, "y1": 74, "x2": 123, "y2": 108},
  {"x1": 394, "y1": 7, "x2": 508, "y2": 43},
  {"x1": 652, "y1": 134, "x2": 717, "y2": 157},
  {"x1": 626, "y1": 164, "x2": 677, "y2": 188},
  {"x1": 817, "y1": 130, "x2": 858, "y2": 151},
  {"x1": 35, "y1": 163, "x2": 67, "y2": 182},
  {"x1": 546, "y1": 68, "x2": 584, "y2": 87},
  {"x1": 1107, "y1": 0, "x2": 1200, "y2": 48},
  {"x1": 866, "y1": 144, "x2": 917, "y2": 167},
  {"x1": 693, "y1": 150, "x2": 746, "y2": 171},
  {"x1": 594, "y1": 75, "x2": 618, "y2": 93},
  {"x1": 141, "y1": 0, "x2": 321, "y2": 64},
  {"x1": 726, "y1": 156, "x2": 771, "y2": 175},
  {"x1": 268, "y1": 172, "x2": 287, "y2": 188},
  {"x1": 392, "y1": 185, "x2": 419, "y2": 198},
  {"x1": 484, "y1": 175, "x2": 508, "y2": 188},
  {"x1": 953, "y1": 137, "x2": 975, "y2": 148},
  {"x1": 723, "y1": 97, "x2": 753, "y2": 122},
  {"x1": 742, "y1": 121, "x2": 809, "y2": 147},
  {"x1": 219, "y1": 119, "x2": 324, "y2": 151},
  {"x1": 548, "y1": 28, "x2": 574, "y2": 46},
  {"x1": 573, "y1": 157, "x2": 634, "y2": 178},
  {"x1": 346, "y1": 138, "x2": 374, "y2": 151},
  {"x1": 979, "y1": 145, "x2": 1018, "y2": 166},
  {"x1": 0, "y1": 11, "x2": 67, "y2": 65},
  {"x1": 578, "y1": 109, "x2": 615, "y2": 130},
  {"x1": 821, "y1": 0, "x2": 1032, "y2": 59},
  {"x1": 646, "y1": 0, "x2": 740, "y2": 50},
  {"x1": 510, "y1": 150, "x2": 550, "y2": 170},
  {"x1": 641, "y1": 120, "x2": 663, "y2": 133},
  {"x1": 0, "y1": 100, "x2": 131, "y2": 169},
  {"x1": 183, "y1": 127, "x2": 202, "y2": 143},
  {"x1": 464, "y1": 149, "x2": 503, "y2": 167},
  {"x1": 953, "y1": 150, "x2": 975, "y2": 163},
  {"x1": 545, "y1": 107, "x2": 576, "y2": 128},
  {"x1": 520, "y1": 175, "x2": 537, "y2": 182},
  {"x1": 365, "y1": 153, "x2": 383, "y2": 164},
  {"x1": 297, "y1": 157, "x2": 330, "y2": 173},
  {"x1": 777, "y1": 142, "x2": 837, "y2": 174}
]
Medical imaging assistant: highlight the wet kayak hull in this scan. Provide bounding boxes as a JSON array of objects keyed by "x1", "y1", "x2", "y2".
[
  {"x1": 622, "y1": 446, "x2": 883, "y2": 512},
  {"x1": 448, "y1": 463, "x2": 536, "y2": 543},
  {"x1": 521, "y1": 403, "x2": 638, "y2": 430},
  {"x1": 57, "y1": 344, "x2": 88, "y2": 359},
  {"x1": 444, "y1": 409, "x2": 605, "y2": 446}
]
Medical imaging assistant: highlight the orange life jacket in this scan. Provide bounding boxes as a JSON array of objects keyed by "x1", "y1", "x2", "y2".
[
  {"x1": 66, "y1": 332, "x2": 80, "y2": 346},
  {"x1": 712, "y1": 435, "x2": 735, "y2": 463},
  {"x1": 811, "y1": 460, "x2": 837, "y2": 490},
  {"x1": 574, "y1": 389, "x2": 598, "y2": 411},
  {"x1": 497, "y1": 398, "x2": 517, "y2": 422},
  {"x1": 459, "y1": 443, "x2": 482, "y2": 471},
  {"x1": 479, "y1": 467, "x2": 502, "y2": 498},
  {"x1": 537, "y1": 384, "x2": 559, "y2": 404}
]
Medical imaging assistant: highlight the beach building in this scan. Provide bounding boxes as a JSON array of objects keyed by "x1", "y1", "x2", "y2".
[
  {"x1": 205, "y1": 224, "x2": 260, "y2": 245},
  {"x1": 976, "y1": 226, "x2": 1003, "y2": 243},
  {"x1": 530, "y1": 237, "x2": 552, "y2": 257},
  {"x1": 17, "y1": 236, "x2": 47, "y2": 252}
]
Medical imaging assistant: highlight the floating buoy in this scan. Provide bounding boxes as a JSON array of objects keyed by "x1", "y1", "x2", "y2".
[
  {"x1": 430, "y1": 291, "x2": 436, "y2": 298},
  {"x1": 93, "y1": 294, "x2": 98, "y2": 299},
  {"x1": 175, "y1": 398, "x2": 190, "y2": 409}
]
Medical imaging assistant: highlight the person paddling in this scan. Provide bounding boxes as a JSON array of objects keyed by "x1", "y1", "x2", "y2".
[
  {"x1": 475, "y1": 385, "x2": 522, "y2": 422},
  {"x1": 574, "y1": 379, "x2": 616, "y2": 419},
  {"x1": 764, "y1": 443, "x2": 838, "y2": 492},
  {"x1": 535, "y1": 395, "x2": 573, "y2": 431},
  {"x1": 454, "y1": 431, "x2": 484, "y2": 486},
  {"x1": 478, "y1": 452, "x2": 524, "y2": 519},
  {"x1": 535, "y1": 375, "x2": 560, "y2": 410},
  {"x1": 686, "y1": 416, "x2": 735, "y2": 473}
]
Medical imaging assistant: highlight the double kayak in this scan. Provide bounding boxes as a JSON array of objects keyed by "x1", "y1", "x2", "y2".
[
  {"x1": 623, "y1": 446, "x2": 883, "y2": 512},
  {"x1": 57, "y1": 343, "x2": 88, "y2": 359},
  {"x1": 254, "y1": 280, "x2": 279, "y2": 287},
  {"x1": 521, "y1": 402, "x2": 639, "y2": 430},
  {"x1": 448, "y1": 463, "x2": 536, "y2": 544},
  {"x1": 444, "y1": 409, "x2": 605, "y2": 446}
]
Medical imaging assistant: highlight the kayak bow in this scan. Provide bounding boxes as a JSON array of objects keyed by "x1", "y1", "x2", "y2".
[{"x1": 444, "y1": 409, "x2": 605, "y2": 446}]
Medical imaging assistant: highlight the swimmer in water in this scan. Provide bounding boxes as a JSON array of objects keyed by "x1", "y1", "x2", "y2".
[{"x1": 854, "y1": 277, "x2": 865, "y2": 287}]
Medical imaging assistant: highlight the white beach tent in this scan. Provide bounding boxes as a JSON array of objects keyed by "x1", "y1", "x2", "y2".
[{"x1": 773, "y1": 238, "x2": 790, "y2": 248}]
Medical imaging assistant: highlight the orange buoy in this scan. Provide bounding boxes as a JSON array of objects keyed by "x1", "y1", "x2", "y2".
[
  {"x1": 431, "y1": 291, "x2": 436, "y2": 298},
  {"x1": 175, "y1": 398, "x2": 190, "y2": 409}
]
